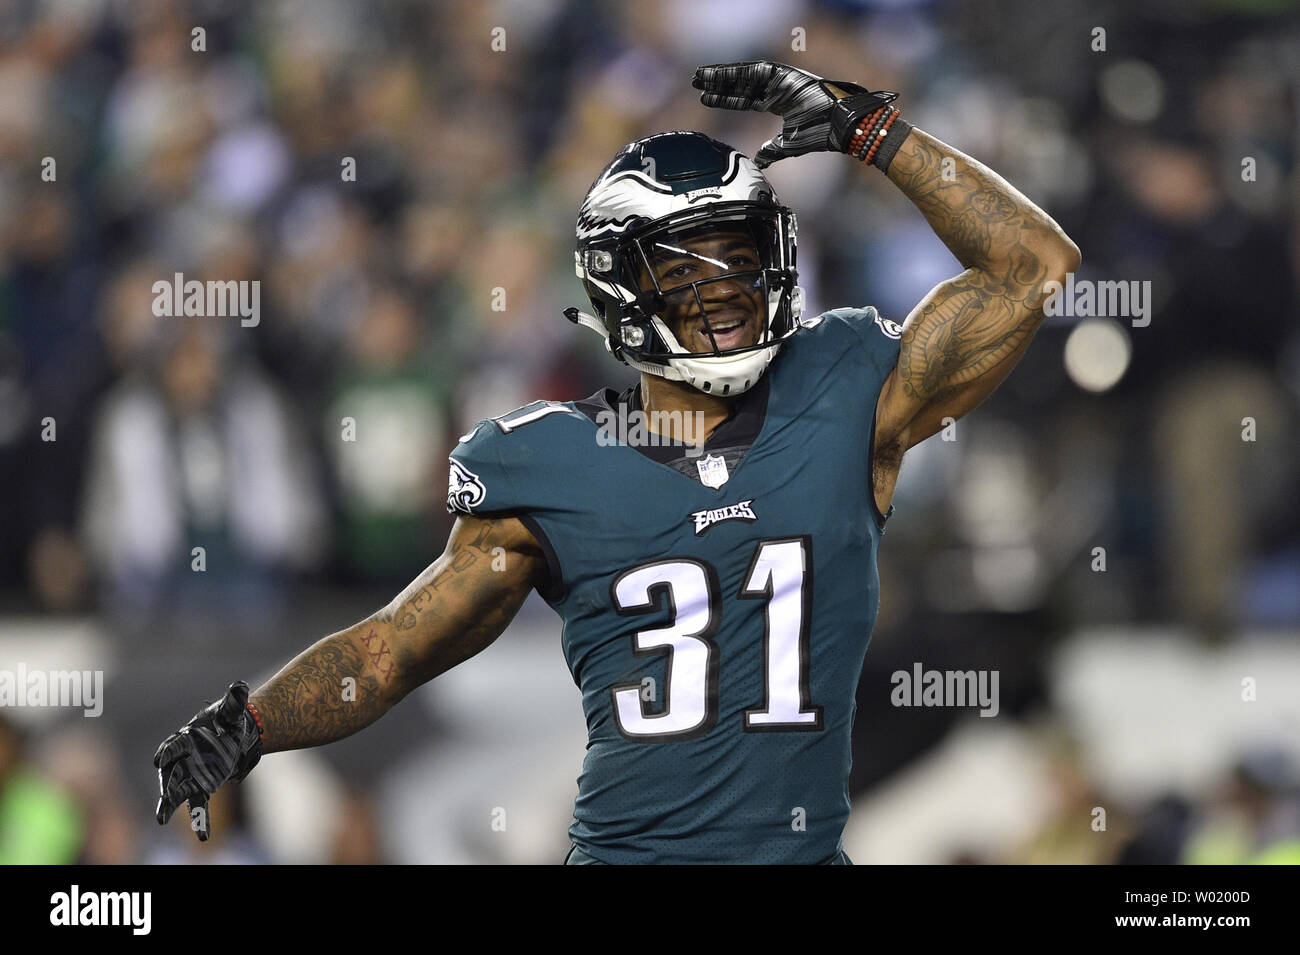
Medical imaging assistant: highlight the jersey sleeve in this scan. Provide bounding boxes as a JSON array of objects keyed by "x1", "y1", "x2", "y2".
[
  {"x1": 815, "y1": 306, "x2": 904, "y2": 528},
  {"x1": 445, "y1": 400, "x2": 582, "y2": 517},
  {"x1": 445, "y1": 401, "x2": 580, "y2": 603},
  {"x1": 445, "y1": 419, "x2": 512, "y2": 516},
  {"x1": 823, "y1": 305, "x2": 903, "y2": 384}
]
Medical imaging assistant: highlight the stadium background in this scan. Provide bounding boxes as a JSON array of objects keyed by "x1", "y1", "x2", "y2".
[{"x1": 1, "y1": 0, "x2": 1297, "y2": 864}]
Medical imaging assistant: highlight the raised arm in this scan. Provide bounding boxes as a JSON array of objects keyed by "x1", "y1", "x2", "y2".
[
  {"x1": 687, "y1": 60, "x2": 1081, "y2": 514},
  {"x1": 252, "y1": 514, "x2": 545, "y2": 751},
  {"x1": 875, "y1": 128, "x2": 1081, "y2": 453}
]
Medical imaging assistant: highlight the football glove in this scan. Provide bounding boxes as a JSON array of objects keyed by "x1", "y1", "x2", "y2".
[
  {"x1": 691, "y1": 60, "x2": 898, "y2": 168},
  {"x1": 153, "y1": 680, "x2": 262, "y2": 841}
]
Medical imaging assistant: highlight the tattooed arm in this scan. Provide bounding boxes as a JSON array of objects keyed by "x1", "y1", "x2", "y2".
[
  {"x1": 251, "y1": 515, "x2": 546, "y2": 752},
  {"x1": 871, "y1": 128, "x2": 1081, "y2": 510}
]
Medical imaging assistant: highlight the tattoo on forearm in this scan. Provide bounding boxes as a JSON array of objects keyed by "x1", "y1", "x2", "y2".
[
  {"x1": 887, "y1": 129, "x2": 1074, "y2": 404},
  {"x1": 250, "y1": 516, "x2": 542, "y2": 754},
  {"x1": 359, "y1": 629, "x2": 395, "y2": 684},
  {"x1": 252, "y1": 636, "x2": 388, "y2": 752},
  {"x1": 888, "y1": 129, "x2": 1068, "y2": 273}
]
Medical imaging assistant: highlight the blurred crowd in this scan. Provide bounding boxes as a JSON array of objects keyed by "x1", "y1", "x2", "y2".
[{"x1": 0, "y1": 0, "x2": 1297, "y2": 863}]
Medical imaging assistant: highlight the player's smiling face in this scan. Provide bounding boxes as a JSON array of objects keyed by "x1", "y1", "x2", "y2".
[{"x1": 642, "y1": 226, "x2": 765, "y2": 354}]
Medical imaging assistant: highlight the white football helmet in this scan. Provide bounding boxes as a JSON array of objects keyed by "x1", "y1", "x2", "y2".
[{"x1": 565, "y1": 130, "x2": 805, "y2": 397}]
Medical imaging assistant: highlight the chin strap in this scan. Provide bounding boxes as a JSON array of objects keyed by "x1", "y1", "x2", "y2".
[
  {"x1": 563, "y1": 306, "x2": 606, "y2": 336},
  {"x1": 563, "y1": 306, "x2": 624, "y2": 359}
]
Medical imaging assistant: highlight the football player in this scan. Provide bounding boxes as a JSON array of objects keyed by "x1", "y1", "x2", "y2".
[{"x1": 154, "y1": 61, "x2": 1079, "y2": 864}]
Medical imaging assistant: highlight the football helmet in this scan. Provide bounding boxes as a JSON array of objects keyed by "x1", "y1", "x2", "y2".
[{"x1": 565, "y1": 130, "x2": 804, "y2": 396}]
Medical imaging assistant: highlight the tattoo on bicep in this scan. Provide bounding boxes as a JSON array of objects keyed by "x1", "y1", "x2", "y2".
[
  {"x1": 391, "y1": 518, "x2": 522, "y2": 634},
  {"x1": 466, "y1": 518, "x2": 499, "y2": 554},
  {"x1": 898, "y1": 275, "x2": 1043, "y2": 402}
]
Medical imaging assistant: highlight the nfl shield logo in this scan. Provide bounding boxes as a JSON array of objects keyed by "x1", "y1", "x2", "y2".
[{"x1": 696, "y1": 453, "x2": 729, "y2": 489}]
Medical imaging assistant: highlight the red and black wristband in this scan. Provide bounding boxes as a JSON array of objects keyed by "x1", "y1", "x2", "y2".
[
  {"x1": 847, "y1": 105, "x2": 910, "y2": 171},
  {"x1": 245, "y1": 700, "x2": 265, "y2": 742},
  {"x1": 831, "y1": 88, "x2": 912, "y2": 172}
]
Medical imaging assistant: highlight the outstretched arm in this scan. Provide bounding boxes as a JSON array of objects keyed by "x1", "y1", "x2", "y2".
[
  {"x1": 251, "y1": 514, "x2": 546, "y2": 752},
  {"x1": 875, "y1": 128, "x2": 1081, "y2": 453},
  {"x1": 154, "y1": 512, "x2": 546, "y2": 838}
]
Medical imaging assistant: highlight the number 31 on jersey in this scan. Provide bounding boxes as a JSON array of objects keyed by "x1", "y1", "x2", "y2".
[{"x1": 610, "y1": 537, "x2": 822, "y2": 741}]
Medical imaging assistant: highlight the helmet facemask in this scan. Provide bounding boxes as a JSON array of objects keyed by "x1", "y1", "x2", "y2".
[{"x1": 580, "y1": 201, "x2": 804, "y2": 396}]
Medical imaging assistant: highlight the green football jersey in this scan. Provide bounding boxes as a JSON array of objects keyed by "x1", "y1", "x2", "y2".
[{"x1": 446, "y1": 306, "x2": 902, "y2": 863}]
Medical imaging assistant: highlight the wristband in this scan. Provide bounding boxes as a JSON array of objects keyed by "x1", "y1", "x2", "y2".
[
  {"x1": 871, "y1": 115, "x2": 912, "y2": 172},
  {"x1": 864, "y1": 108, "x2": 897, "y2": 165},
  {"x1": 846, "y1": 106, "x2": 912, "y2": 172},
  {"x1": 245, "y1": 700, "x2": 265, "y2": 741},
  {"x1": 230, "y1": 701, "x2": 264, "y2": 782}
]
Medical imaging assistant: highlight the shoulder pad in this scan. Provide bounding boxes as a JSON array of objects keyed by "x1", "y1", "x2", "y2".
[{"x1": 446, "y1": 401, "x2": 583, "y2": 515}]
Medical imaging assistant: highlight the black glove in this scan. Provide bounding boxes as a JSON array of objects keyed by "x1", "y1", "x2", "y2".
[
  {"x1": 153, "y1": 680, "x2": 262, "y2": 841},
  {"x1": 692, "y1": 60, "x2": 898, "y2": 168}
]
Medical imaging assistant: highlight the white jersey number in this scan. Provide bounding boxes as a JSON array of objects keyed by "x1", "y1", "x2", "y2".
[{"x1": 610, "y1": 537, "x2": 822, "y2": 740}]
